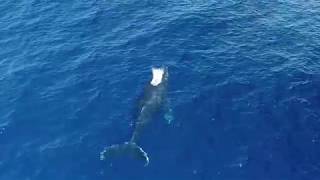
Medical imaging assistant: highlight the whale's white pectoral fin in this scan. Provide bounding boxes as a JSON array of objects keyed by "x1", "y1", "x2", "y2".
[
  {"x1": 150, "y1": 68, "x2": 164, "y2": 86},
  {"x1": 164, "y1": 107, "x2": 174, "y2": 124},
  {"x1": 164, "y1": 98, "x2": 174, "y2": 124}
]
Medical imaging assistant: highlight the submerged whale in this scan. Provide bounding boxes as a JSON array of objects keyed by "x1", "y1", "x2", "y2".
[{"x1": 100, "y1": 67, "x2": 169, "y2": 166}]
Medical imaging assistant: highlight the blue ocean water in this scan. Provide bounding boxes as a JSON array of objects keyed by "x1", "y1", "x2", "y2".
[{"x1": 1, "y1": 0, "x2": 320, "y2": 179}]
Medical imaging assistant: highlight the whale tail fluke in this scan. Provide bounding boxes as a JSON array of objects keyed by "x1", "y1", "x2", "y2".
[{"x1": 100, "y1": 142, "x2": 149, "y2": 166}]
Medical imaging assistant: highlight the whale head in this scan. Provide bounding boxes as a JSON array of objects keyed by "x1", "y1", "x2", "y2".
[{"x1": 150, "y1": 67, "x2": 165, "y2": 86}]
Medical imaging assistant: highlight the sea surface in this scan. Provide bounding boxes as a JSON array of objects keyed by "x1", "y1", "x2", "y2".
[{"x1": 1, "y1": 0, "x2": 320, "y2": 180}]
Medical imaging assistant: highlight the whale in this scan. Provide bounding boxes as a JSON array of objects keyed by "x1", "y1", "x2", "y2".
[{"x1": 100, "y1": 67, "x2": 169, "y2": 166}]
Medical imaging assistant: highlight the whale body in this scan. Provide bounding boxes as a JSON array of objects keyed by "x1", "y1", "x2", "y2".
[{"x1": 100, "y1": 67, "x2": 169, "y2": 166}]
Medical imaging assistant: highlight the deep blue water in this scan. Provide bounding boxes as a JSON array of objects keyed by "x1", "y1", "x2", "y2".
[{"x1": 1, "y1": 0, "x2": 320, "y2": 179}]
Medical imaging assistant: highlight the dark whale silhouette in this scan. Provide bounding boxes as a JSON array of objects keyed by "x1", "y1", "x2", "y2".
[{"x1": 100, "y1": 67, "x2": 169, "y2": 166}]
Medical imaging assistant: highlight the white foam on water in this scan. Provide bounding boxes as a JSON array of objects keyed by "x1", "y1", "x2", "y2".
[{"x1": 150, "y1": 67, "x2": 164, "y2": 86}]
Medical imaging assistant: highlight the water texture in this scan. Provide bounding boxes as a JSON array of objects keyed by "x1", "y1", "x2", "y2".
[{"x1": 0, "y1": 0, "x2": 320, "y2": 179}]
